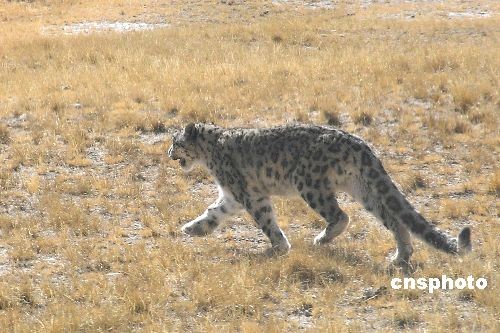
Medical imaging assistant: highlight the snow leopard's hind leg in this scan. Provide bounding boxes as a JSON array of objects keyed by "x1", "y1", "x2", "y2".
[
  {"x1": 356, "y1": 165, "x2": 415, "y2": 270},
  {"x1": 382, "y1": 208, "x2": 414, "y2": 270},
  {"x1": 246, "y1": 196, "x2": 291, "y2": 254},
  {"x1": 388, "y1": 222, "x2": 413, "y2": 269},
  {"x1": 296, "y1": 182, "x2": 349, "y2": 245}
]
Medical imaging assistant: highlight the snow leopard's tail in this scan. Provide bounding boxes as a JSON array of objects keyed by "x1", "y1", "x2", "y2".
[{"x1": 358, "y1": 153, "x2": 472, "y2": 255}]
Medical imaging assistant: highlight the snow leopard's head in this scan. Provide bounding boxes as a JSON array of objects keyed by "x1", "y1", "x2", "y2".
[{"x1": 168, "y1": 123, "x2": 202, "y2": 172}]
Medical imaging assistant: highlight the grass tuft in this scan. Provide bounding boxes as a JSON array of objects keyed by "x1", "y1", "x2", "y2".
[{"x1": 0, "y1": 124, "x2": 10, "y2": 144}]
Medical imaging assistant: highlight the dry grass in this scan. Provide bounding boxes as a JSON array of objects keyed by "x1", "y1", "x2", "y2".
[{"x1": 0, "y1": 0, "x2": 499, "y2": 332}]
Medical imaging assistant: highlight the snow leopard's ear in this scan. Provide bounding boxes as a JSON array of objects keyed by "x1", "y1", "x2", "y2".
[
  {"x1": 170, "y1": 126, "x2": 182, "y2": 138},
  {"x1": 184, "y1": 123, "x2": 198, "y2": 141}
]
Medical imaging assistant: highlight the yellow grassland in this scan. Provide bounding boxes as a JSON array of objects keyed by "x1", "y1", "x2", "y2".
[{"x1": 0, "y1": 1, "x2": 498, "y2": 331}]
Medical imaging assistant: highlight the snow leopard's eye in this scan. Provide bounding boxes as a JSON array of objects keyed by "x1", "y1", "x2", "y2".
[{"x1": 172, "y1": 132, "x2": 187, "y2": 147}]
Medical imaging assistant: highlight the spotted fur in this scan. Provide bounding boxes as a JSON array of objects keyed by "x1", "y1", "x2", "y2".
[{"x1": 168, "y1": 123, "x2": 472, "y2": 267}]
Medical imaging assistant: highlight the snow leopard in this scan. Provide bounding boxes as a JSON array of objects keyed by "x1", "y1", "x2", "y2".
[{"x1": 168, "y1": 123, "x2": 472, "y2": 269}]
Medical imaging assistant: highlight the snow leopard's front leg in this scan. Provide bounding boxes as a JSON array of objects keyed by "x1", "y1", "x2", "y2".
[
  {"x1": 182, "y1": 189, "x2": 241, "y2": 236},
  {"x1": 246, "y1": 196, "x2": 291, "y2": 254}
]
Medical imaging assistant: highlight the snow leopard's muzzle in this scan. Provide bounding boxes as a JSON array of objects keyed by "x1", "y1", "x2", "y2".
[
  {"x1": 168, "y1": 123, "x2": 200, "y2": 171},
  {"x1": 168, "y1": 144, "x2": 197, "y2": 171},
  {"x1": 168, "y1": 145, "x2": 186, "y2": 167}
]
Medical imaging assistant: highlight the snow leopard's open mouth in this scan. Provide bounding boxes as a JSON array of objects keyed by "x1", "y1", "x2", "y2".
[{"x1": 171, "y1": 156, "x2": 186, "y2": 167}]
